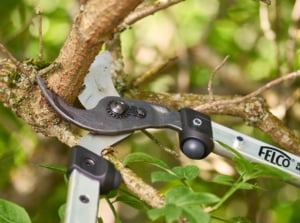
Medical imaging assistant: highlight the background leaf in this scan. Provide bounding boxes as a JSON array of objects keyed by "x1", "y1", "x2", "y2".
[
  {"x1": 147, "y1": 204, "x2": 182, "y2": 223},
  {"x1": 0, "y1": 199, "x2": 31, "y2": 223},
  {"x1": 151, "y1": 171, "x2": 179, "y2": 183},
  {"x1": 166, "y1": 186, "x2": 220, "y2": 206},
  {"x1": 115, "y1": 194, "x2": 149, "y2": 211},
  {"x1": 123, "y1": 152, "x2": 169, "y2": 170},
  {"x1": 182, "y1": 206, "x2": 210, "y2": 223},
  {"x1": 211, "y1": 175, "x2": 235, "y2": 186},
  {"x1": 58, "y1": 203, "x2": 65, "y2": 220},
  {"x1": 172, "y1": 165, "x2": 200, "y2": 181}
]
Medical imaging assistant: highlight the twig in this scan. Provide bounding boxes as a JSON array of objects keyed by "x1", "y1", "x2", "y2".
[
  {"x1": 287, "y1": 0, "x2": 300, "y2": 70},
  {"x1": 36, "y1": 7, "x2": 43, "y2": 61},
  {"x1": 0, "y1": 43, "x2": 29, "y2": 75},
  {"x1": 194, "y1": 69, "x2": 300, "y2": 111},
  {"x1": 121, "y1": 0, "x2": 185, "y2": 28},
  {"x1": 207, "y1": 55, "x2": 230, "y2": 101},
  {"x1": 131, "y1": 57, "x2": 177, "y2": 88},
  {"x1": 259, "y1": 3, "x2": 275, "y2": 40},
  {"x1": 142, "y1": 129, "x2": 180, "y2": 157},
  {"x1": 103, "y1": 151, "x2": 165, "y2": 208}
]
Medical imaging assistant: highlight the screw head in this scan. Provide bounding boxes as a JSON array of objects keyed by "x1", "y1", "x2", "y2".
[
  {"x1": 136, "y1": 108, "x2": 146, "y2": 118},
  {"x1": 110, "y1": 100, "x2": 128, "y2": 115},
  {"x1": 192, "y1": 118, "x2": 202, "y2": 126}
]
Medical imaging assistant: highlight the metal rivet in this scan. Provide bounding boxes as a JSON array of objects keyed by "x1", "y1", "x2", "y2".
[
  {"x1": 233, "y1": 136, "x2": 244, "y2": 149},
  {"x1": 192, "y1": 118, "x2": 202, "y2": 126},
  {"x1": 84, "y1": 158, "x2": 95, "y2": 167},
  {"x1": 79, "y1": 195, "x2": 90, "y2": 203}
]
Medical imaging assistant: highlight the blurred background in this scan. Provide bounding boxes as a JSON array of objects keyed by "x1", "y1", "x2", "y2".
[{"x1": 0, "y1": 0, "x2": 300, "y2": 222}]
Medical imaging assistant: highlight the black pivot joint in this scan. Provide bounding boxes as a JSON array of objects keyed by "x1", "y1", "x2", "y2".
[
  {"x1": 179, "y1": 108, "x2": 214, "y2": 159},
  {"x1": 67, "y1": 146, "x2": 121, "y2": 194}
]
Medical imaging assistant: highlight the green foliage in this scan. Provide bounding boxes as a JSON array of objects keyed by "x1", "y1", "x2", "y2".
[
  {"x1": 58, "y1": 203, "x2": 65, "y2": 220},
  {"x1": 148, "y1": 186, "x2": 216, "y2": 223},
  {"x1": 123, "y1": 151, "x2": 293, "y2": 222},
  {"x1": 115, "y1": 193, "x2": 149, "y2": 212},
  {"x1": 39, "y1": 163, "x2": 67, "y2": 174},
  {"x1": 0, "y1": 104, "x2": 37, "y2": 187},
  {"x1": 0, "y1": 199, "x2": 31, "y2": 223},
  {"x1": 1, "y1": 0, "x2": 300, "y2": 222},
  {"x1": 123, "y1": 152, "x2": 170, "y2": 170}
]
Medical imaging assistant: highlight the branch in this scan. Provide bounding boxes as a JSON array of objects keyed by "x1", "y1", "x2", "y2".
[
  {"x1": 194, "y1": 69, "x2": 300, "y2": 111},
  {"x1": 45, "y1": 0, "x2": 142, "y2": 103},
  {"x1": 122, "y1": 0, "x2": 185, "y2": 28},
  {"x1": 131, "y1": 57, "x2": 177, "y2": 88},
  {"x1": 134, "y1": 91, "x2": 300, "y2": 155},
  {"x1": 208, "y1": 55, "x2": 230, "y2": 100},
  {"x1": 0, "y1": 43, "x2": 30, "y2": 75},
  {"x1": 103, "y1": 152, "x2": 165, "y2": 208},
  {"x1": 189, "y1": 45, "x2": 259, "y2": 94}
]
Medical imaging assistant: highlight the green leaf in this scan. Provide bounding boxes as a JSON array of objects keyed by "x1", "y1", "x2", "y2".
[
  {"x1": 232, "y1": 154, "x2": 255, "y2": 180},
  {"x1": 104, "y1": 188, "x2": 118, "y2": 199},
  {"x1": 115, "y1": 195, "x2": 148, "y2": 211},
  {"x1": 151, "y1": 171, "x2": 179, "y2": 183},
  {"x1": 0, "y1": 199, "x2": 31, "y2": 223},
  {"x1": 172, "y1": 165, "x2": 200, "y2": 181},
  {"x1": 254, "y1": 0, "x2": 271, "y2": 5},
  {"x1": 147, "y1": 204, "x2": 182, "y2": 223},
  {"x1": 250, "y1": 162, "x2": 294, "y2": 181},
  {"x1": 230, "y1": 216, "x2": 252, "y2": 223},
  {"x1": 123, "y1": 152, "x2": 169, "y2": 170},
  {"x1": 238, "y1": 182, "x2": 262, "y2": 190},
  {"x1": 182, "y1": 206, "x2": 210, "y2": 223},
  {"x1": 58, "y1": 203, "x2": 65, "y2": 220},
  {"x1": 211, "y1": 175, "x2": 235, "y2": 186},
  {"x1": 39, "y1": 163, "x2": 67, "y2": 174},
  {"x1": 166, "y1": 186, "x2": 220, "y2": 206}
]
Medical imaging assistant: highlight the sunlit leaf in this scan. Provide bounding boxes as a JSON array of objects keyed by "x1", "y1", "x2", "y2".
[
  {"x1": 254, "y1": 0, "x2": 271, "y2": 5},
  {"x1": 166, "y1": 186, "x2": 220, "y2": 206},
  {"x1": 172, "y1": 165, "x2": 200, "y2": 181},
  {"x1": 147, "y1": 204, "x2": 182, "y2": 223},
  {"x1": 39, "y1": 163, "x2": 66, "y2": 174},
  {"x1": 249, "y1": 163, "x2": 294, "y2": 181},
  {"x1": 0, "y1": 199, "x2": 31, "y2": 223},
  {"x1": 238, "y1": 182, "x2": 262, "y2": 190},
  {"x1": 58, "y1": 203, "x2": 65, "y2": 220},
  {"x1": 115, "y1": 195, "x2": 148, "y2": 211},
  {"x1": 182, "y1": 206, "x2": 210, "y2": 223},
  {"x1": 211, "y1": 175, "x2": 235, "y2": 186},
  {"x1": 231, "y1": 216, "x2": 252, "y2": 223},
  {"x1": 123, "y1": 152, "x2": 169, "y2": 170},
  {"x1": 151, "y1": 171, "x2": 179, "y2": 183}
]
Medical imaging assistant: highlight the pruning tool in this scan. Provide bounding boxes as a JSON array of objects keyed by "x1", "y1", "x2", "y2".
[{"x1": 36, "y1": 52, "x2": 300, "y2": 223}]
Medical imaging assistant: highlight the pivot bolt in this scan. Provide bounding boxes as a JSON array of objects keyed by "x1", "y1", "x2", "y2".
[{"x1": 110, "y1": 100, "x2": 128, "y2": 115}]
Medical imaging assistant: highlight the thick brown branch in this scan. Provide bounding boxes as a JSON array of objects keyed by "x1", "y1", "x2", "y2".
[
  {"x1": 0, "y1": 59, "x2": 79, "y2": 146},
  {"x1": 46, "y1": 0, "x2": 142, "y2": 103},
  {"x1": 103, "y1": 152, "x2": 165, "y2": 208}
]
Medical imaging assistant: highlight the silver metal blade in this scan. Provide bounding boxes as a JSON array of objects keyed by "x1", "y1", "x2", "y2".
[
  {"x1": 78, "y1": 51, "x2": 120, "y2": 109},
  {"x1": 78, "y1": 51, "x2": 129, "y2": 153}
]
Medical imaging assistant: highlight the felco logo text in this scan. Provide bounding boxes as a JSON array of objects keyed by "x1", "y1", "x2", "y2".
[{"x1": 258, "y1": 146, "x2": 291, "y2": 168}]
